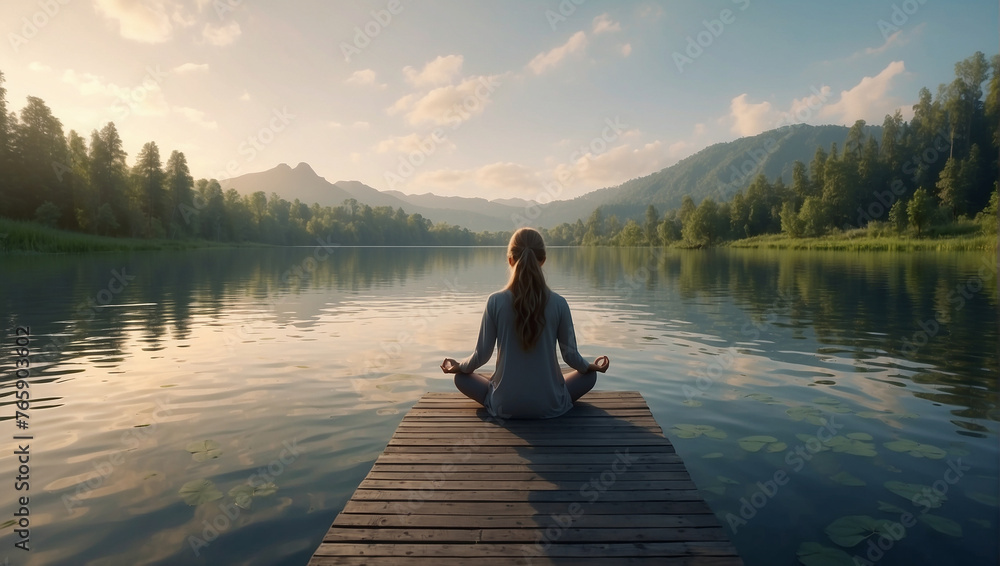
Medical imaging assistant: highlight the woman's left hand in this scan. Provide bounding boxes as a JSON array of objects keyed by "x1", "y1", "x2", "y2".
[{"x1": 440, "y1": 358, "x2": 461, "y2": 373}]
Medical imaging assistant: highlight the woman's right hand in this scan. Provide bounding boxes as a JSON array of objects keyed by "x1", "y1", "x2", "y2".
[
  {"x1": 587, "y1": 355, "x2": 610, "y2": 373},
  {"x1": 441, "y1": 358, "x2": 461, "y2": 374}
]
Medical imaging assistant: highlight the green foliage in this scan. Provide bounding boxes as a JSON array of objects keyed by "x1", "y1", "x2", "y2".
[
  {"x1": 34, "y1": 201, "x2": 60, "y2": 227},
  {"x1": 908, "y1": 188, "x2": 934, "y2": 236}
]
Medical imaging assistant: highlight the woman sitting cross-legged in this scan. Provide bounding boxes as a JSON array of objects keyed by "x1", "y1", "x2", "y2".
[{"x1": 441, "y1": 227, "x2": 610, "y2": 419}]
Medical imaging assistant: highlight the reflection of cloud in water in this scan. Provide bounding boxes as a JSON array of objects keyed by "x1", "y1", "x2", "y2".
[{"x1": 350, "y1": 373, "x2": 429, "y2": 408}]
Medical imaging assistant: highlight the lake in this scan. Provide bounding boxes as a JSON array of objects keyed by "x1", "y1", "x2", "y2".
[{"x1": 0, "y1": 246, "x2": 997, "y2": 566}]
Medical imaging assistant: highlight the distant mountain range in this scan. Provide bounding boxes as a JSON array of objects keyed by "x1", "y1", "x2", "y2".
[{"x1": 219, "y1": 124, "x2": 876, "y2": 231}]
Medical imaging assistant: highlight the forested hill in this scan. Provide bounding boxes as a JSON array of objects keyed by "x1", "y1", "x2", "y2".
[{"x1": 551, "y1": 124, "x2": 880, "y2": 223}]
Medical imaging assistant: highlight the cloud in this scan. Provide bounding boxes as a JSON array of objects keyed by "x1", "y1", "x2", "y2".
[
  {"x1": 387, "y1": 74, "x2": 502, "y2": 126},
  {"x1": 375, "y1": 133, "x2": 455, "y2": 154},
  {"x1": 843, "y1": 23, "x2": 923, "y2": 61},
  {"x1": 527, "y1": 31, "x2": 587, "y2": 75},
  {"x1": 330, "y1": 121, "x2": 370, "y2": 130},
  {"x1": 620, "y1": 43, "x2": 632, "y2": 57},
  {"x1": 729, "y1": 94, "x2": 775, "y2": 137},
  {"x1": 239, "y1": 91, "x2": 251, "y2": 101},
  {"x1": 554, "y1": 141, "x2": 670, "y2": 189},
  {"x1": 173, "y1": 63, "x2": 209, "y2": 74},
  {"x1": 414, "y1": 162, "x2": 539, "y2": 193},
  {"x1": 404, "y1": 55, "x2": 464, "y2": 87},
  {"x1": 592, "y1": 14, "x2": 621, "y2": 34},
  {"x1": 94, "y1": 0, "x2": 175, "y2": 43},
  {"x1": 345, "y1": 69, "x2": 385, "y2": 89},
  {"x1": 818, "y1": 61, "x2": 907, "y2": 125},
  {"x1": 61, "y1": 68, "x2": 170, "y2": 117},
  {"x1": 202, "y1": 21, "x2": 241, "y2": 46},
  {"x1": 173, "y1": 106, "x2": 217, "y2": 129},
  {"x1": 27, "y1": 62, "x2": 52, "y2": 73}
]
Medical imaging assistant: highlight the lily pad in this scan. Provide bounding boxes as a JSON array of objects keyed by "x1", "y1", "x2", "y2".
[
  {"x1": 787, "y1": 406, "x2": 826, "y2": 425},
  {"x1": 702, "y1": 452, "x2": 725, "y2": 459},
  {"x1": 186, "y1": 440, "x2": 223, "y2": 462},
  {"x1": 883, "y1": 439, "x2": 946, "y2": 459},
  {"x1": 746, "y1": 393, "x2": 783, "y2": 404},
  {"x1": 884, "y1": 481, "x2": 944, "y2": 508},
  {"x1": 965, "y1": 492, "x2": 998, "y2": 507},
  {"x1": 796, "y1": 541, "x2": 855, "y2": 566},
  {"x1": 229, "y1": 485, "x2": 255, "y2": 509},
  {"x1": 846, "y1": 432, "x2": 873, "y2": 441},
  {"x1": 682, "y1": 399, "x2": 703, "y2": 407},
  {"x1": 738, "y1": 435, "x2": 780, "y2": 452},
  {"x1": 179, "y1": 479, "x2": 223, "y2": 506},
  {"x1": 824, "y1": 515, "x2": 905, "y2": 547},
  {"x1": 824, "y1": 436, "x2": 877, "y2": 457},
  {"x1": 918, "y1": 513, "x2": 962, "y2": 537},
  {"x1": 830, "y1": 471, "x2": 866, "y2": 486},
  {"x1": 228, "y1": 482, "x2": 278, "y2": 510},
  {"x1": 671, "y1": 424, "x2": 727, "y2": 439},
  {"x1": 812, "y1": 396, "x2": 842, "y2": 405},
  {"x1": 796, "y1": 434, "x2": 831, "y2": 451},
  {"x1": 766, "y1": 441, "x2": 788, "y2": 453}
]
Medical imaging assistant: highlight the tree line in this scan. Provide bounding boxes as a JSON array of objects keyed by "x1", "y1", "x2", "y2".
[
  {"x1": 0, "y1": 70, "x2": 507, "y2": 246},
  {"x1": 543, "y1": 52, "x2": 999, "y2": 247}
]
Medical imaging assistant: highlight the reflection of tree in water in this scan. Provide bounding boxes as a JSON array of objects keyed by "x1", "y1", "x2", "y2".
[{"x1": 552, "y1": 247, "x2": 998, "y2": 424}]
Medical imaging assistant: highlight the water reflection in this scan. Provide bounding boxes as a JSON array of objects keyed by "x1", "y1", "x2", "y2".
[{"x1": 0, "y1": 247, "x2": 995, "y2": 565}]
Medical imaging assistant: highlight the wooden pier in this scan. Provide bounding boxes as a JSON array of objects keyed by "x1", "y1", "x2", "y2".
[{"x1": 309, "y1": 391, "x2": 743, "y2": 565}]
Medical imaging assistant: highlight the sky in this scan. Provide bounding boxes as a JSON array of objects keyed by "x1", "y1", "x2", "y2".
[{"x1": 1, "y1": 0, "x2": 997, "y2": 201}]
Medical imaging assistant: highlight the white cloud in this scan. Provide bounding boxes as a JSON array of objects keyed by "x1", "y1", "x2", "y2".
[
  {"x1": 27, "y1": 62, "x2": 51, "y2": 73},
  {"x1": 173, "y1": 62, "x2": 209, "y2": 74},
  {"x1": 94, "y1": 0, "x2": 176, "y2": 43},
  {"x1": 387, "y1": 74, "x2": 502, "y2": 126},
  {"x1": 620, "y1": 43, "x2": 632, "y2": 57},
  {"x1": 173, "y1": 106, "x2": 217, "y2": 129},
  {"x1": 404, "y1": 55, "x2": 464, "y2": 87},
  {"x1": 239, "y1": 91, "x2": 251, "y2": 101},
  {"x1": 554, "y1": 141, "x2": 670, "y2": 189},
  {"x1": 330, "y1": 121, "x2": 370, "y2": 130},
  {"x1": 345, "y1": 69, "x2": 386, "y2": 89},
  {"x1": 527, "y1": 31, "x2": 587, "y2": 75},
  {"x1": 592, "y1": 14, "x2": 621, "y2": 34},
  {"x1": 61, "y1": 68, "x2": 171, "y2": 118},
  {"x1": 729, "y1": 94, "x2": 775, "y2": 137},
  {"x1": 818, "y1": 61, "x2": 907, "y2": 125},
  {"x1": 202, "y1": 21, "x2": 241, "y2": 46}
]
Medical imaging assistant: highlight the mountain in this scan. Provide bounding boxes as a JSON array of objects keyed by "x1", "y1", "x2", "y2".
[
  {"x1": 219, "y1": 124, "x2": 870, "y2": 231},
  {"x1": 534, "y1": 123, "x2": 881, "y2": 224},
  {"x1": 220, "y1": 163, "x2": 521, "y2": 231}
]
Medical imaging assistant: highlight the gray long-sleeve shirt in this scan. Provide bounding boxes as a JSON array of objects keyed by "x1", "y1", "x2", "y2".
[{"x1": 459, "y1": 289, "x2": 590, "y2": 419}]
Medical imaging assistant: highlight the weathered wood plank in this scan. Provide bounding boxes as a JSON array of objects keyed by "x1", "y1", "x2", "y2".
[{"x1": 308, "y1": 392, "x2": 742, "y2": 565}]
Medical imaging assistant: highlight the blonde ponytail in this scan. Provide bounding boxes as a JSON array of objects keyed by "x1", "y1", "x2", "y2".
[{"x1": 505, "y1": 228, "x2": 548, "y2": 350}]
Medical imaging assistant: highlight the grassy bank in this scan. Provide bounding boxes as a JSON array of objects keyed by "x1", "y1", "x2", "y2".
[
  {"x1": 728, "y1": 229, "x2": 997, "y2": 252},
  {"x1": 0, "y1": 218, "x2": 248, "y2": 254}
]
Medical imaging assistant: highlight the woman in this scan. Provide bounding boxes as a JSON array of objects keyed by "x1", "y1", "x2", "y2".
[{"x1": 441, "y1": 227, "x2": 610, "y2": 419}]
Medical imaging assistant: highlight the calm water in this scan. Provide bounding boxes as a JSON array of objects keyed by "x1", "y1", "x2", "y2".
[{"x1": 0, "y1": 246, "x2": 997, "y2": 566}]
